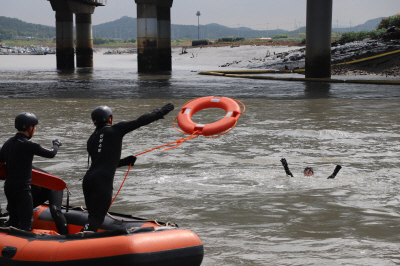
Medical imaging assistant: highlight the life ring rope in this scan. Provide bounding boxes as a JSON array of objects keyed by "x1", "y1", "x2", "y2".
[
  {"x1": 111, "y1": 97, "x2": 245, "y2": 207},
  {"x1": 111, "y1": 130, "x2": 201, "y2": 207},
  {"x1": 110, "y1": 163, "x2": 131, "y2": 207}
]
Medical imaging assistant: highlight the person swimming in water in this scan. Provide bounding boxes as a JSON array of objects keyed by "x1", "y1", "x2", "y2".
[
  {"x1": 280, "y1": 158, "x2": 341, "y2": 179},
  {"x1": 303, "y1": 166, "x2": 314, "y2": 177}
]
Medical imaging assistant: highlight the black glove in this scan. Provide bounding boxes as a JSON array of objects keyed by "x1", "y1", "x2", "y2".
[
  {"x1": 52, "y1": 139, "x2": 62, "y2": 147},
  {"x1": 161, "y1": 103, "x2": 174, "y2": 115},
  {"x1": 154, "y1": 103, "x2": 174, "y2": 118},
  {"x1": 127, "y1": 155, "x2": 137, "y2": 165},
  {"x1": 118, "y1": 155, "x2": 137, "y2": 167}
]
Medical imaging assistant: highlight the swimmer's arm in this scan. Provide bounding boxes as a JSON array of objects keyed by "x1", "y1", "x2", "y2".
[
  {"x1": 327, "y1": 165, "x2": 342, "y2": 179},
  {"x1": 280, "y1": 158, "x2": 294, "y2": 177}
]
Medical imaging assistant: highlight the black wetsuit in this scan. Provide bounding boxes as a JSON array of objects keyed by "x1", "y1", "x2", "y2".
[
  {"x1": 0, "y1": 133, "x2": 59, "y2": 231},
  {"x1": 31, "y1": 166, "x2": 68, "y2": 235},
  {"x1": 83, "y1": 112, "x2": 163, "y2": 232}
]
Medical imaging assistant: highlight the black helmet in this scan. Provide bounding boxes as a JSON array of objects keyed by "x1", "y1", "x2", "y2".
[
  {"x1": 91, "y1": 106, "x2": 113, "y2": 126},
  {"x1": 15, "y1": 112, "x2": 38, "y2": 131}
]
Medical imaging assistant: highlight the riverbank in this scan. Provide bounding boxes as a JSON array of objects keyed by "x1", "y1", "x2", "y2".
[
  {"x1": 184, "y1": 38, "x2": 400, "y2": 77},
  {"x1": 3, "y1": 38, "x2": 398, "y2": 77},
  {"x1": 331, "y1": 51, "x2": 400, "y2": 77}
]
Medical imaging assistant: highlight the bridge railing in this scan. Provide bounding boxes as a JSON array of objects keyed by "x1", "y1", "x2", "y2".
[
  {"x1": 75, "y1": 0, "x2": 107, "y2": 6},
  {"x1": 93, "y1": 0, "x2": 107, "y2": 4}
]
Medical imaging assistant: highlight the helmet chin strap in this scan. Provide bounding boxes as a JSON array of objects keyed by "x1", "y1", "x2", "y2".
[{"x1": 27, "y1": 126, "x2": 34, "y2": 139}]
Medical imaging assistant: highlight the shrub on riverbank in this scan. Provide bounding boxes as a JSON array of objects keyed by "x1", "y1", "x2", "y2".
[
  {"x1": 338, "y1": 14, "x2": 400, "y2": 44},
  {"x1": 93, "y1": 38, "x2": 136, "y2": 45},
  {"x1": 377, "y1": 14, "x2": 400, "y2": 29},
  {"x1": 215, "y1": 37, "x2": 245, "y2": 43},
  {"x1": 272, "y1": 34, "x2": 291, "y2": 39},
  {"x1": 339, "y1": 29, "x2": 387, "y2": 43}
]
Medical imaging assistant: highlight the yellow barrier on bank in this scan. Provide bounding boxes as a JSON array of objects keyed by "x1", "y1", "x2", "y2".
[
  {"x1": 333, "y1": 49, "x2": 400, "y2": 66},
  {"x1": 199, "y1": 50, "x2": 400, "y2": 85}
]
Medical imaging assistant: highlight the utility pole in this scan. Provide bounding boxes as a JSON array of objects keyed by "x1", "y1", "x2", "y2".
[
  {"x1": 299, "y1": 21, "x2": 301, "y2": 35},
  {"x1": 196, "y1": 11, "x2": 201, "y2": 40},
  {"x1": 336, "y1": 19, "x2": 339, "y2": 37}
]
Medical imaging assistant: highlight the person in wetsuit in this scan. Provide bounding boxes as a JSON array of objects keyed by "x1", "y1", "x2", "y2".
[
  {"x1": 0, "y1": 112, "x2": 62, "y2": 231},
  {"x1": 82, "y1": 104, "x2": 174, "y2": 232},
  {"x1": 0, "y1": 153, "x2": 68, "y2": 234},
  {"x1": 280, "y1": 158, "x2": 342, "y2": 179}
]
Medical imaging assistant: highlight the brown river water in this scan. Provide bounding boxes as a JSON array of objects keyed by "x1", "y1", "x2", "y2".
[{"x1": 0, "y1": 47, "x2": 399, "y2": 265}]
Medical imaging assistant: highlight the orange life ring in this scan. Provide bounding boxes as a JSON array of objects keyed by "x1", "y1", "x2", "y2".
[{"x1": 177, "y1": 96, "x2": 241, "y2": 136}]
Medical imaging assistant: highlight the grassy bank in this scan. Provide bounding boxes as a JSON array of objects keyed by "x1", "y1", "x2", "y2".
[{"x1": 3, "y1": 40, "x2": 56, "y2": 47}]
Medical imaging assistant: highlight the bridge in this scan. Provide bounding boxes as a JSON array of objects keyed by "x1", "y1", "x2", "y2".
[{"x1": 48, "y1": 0, "x2": 332, "y2": 78}]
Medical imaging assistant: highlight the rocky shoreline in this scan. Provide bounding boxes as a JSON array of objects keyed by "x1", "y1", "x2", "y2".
[
  {"x1": 331, "y1": 52, "x2": 400, "y2": 77},
  {"x1": 261, "y1": 38, "x2": 400, "y2": 77}
]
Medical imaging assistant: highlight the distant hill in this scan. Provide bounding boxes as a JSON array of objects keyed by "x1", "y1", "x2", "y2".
[
  {"x1": 93, "y1": 16, "x2": 137, "y2": 39},
  {"x1": 171, "y1": 22, "x2": 289, "y2": 40},
  {"x1": 0, "y1": 16, "x2": 55, "y2": 40},
  {"x1": 94, "y1": 17, "x2": 387, "y2": 39},
  {"x1": 0, "y1": 15, "x2": 390, "y2": 42},
  {"x1": 333, "y1": 17, "x2": 385, "y2": 33}
]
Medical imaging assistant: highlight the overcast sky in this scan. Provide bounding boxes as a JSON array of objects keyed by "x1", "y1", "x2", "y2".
[{"x1": 1, "y1": 0, "x2": 399, "y2": 30}]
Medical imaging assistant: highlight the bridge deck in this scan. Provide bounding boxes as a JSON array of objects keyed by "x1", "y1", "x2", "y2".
[{"x1": 68, "y1": 0, "x2": 106, "y2": 7}]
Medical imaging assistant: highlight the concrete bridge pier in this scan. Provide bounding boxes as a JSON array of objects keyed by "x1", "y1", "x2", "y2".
[
  {"x1": 76, "y1": 13, "x2": 94, "y2": 67},
  {"x1": 305, "y1": 0, "x2": 333, "y2": 78},
  {"x1": 55, "y1": 11, "x2": 75, "y2": 69},
  {"x1": 135, "y1": 0, "x2": 173, "y2": 72},
  {"x1": 49, "y1": 0, "x2": 103, "y2": 69},
  {"x1": 157, "y1": 4, "x2": 172, "y2": 71}
]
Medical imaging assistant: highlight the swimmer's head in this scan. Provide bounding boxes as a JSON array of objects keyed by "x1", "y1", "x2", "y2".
[{"x1": 304, "y1": 167, "x2": 314, "y2": 176}]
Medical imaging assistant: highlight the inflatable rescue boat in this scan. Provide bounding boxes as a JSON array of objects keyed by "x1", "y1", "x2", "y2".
[{"x1": 0, "y1": 205, "x2": 204, "y2": 265}]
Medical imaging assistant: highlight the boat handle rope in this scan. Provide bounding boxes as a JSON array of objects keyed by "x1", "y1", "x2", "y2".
[{"x1": 68, "y1": 206, "x2": 176, "y2": 226}]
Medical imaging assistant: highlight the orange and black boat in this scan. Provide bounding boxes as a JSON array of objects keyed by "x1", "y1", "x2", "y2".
[{"x1": 0, "y1": 205, "x2": 204, "y2": 265}]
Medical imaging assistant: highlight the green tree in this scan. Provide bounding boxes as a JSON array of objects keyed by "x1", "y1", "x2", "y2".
[
  {"x1": 377, "y1": 14, "x2": 400, "y2": 29},
  {"x1": 297, "y1": 33, "x2": 306, "y2": 39},
  {"x1": 124, "y1": 38, "x2": 136, "y2": 43},
  {"x1": 272, "y1": 34, "x2": 290, "y2": 39}
]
